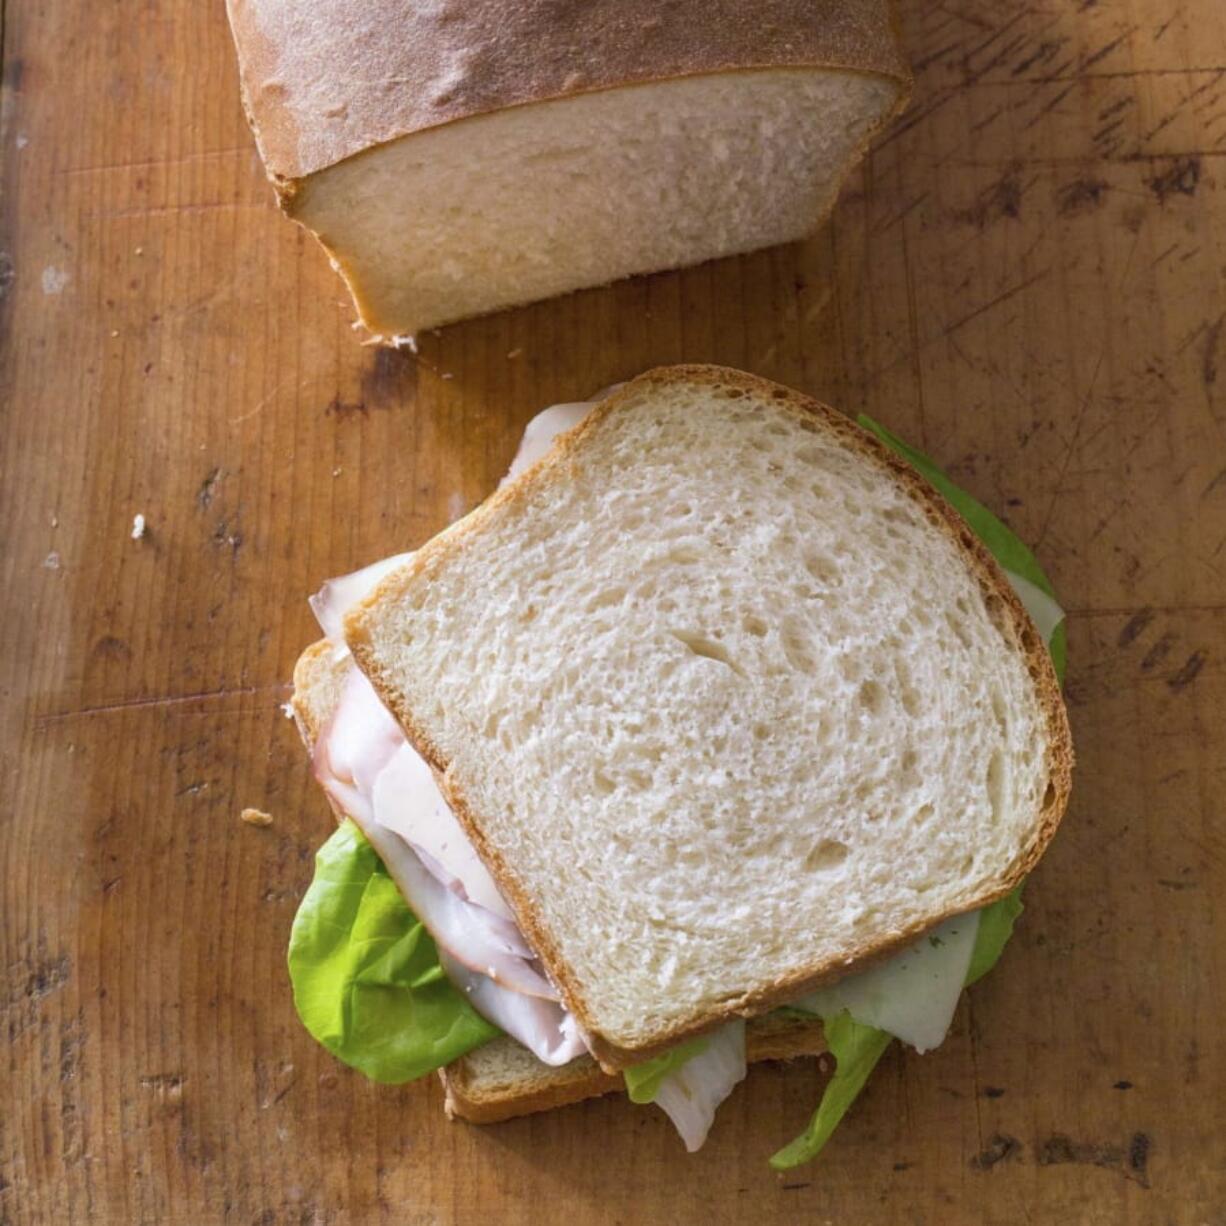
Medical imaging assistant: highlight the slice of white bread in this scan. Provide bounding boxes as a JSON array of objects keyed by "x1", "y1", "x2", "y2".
[
  {"x1": 440, "y1": 1012, "x2": 825, "y2": 1126},
  {"x1": 290, "y1": 639, "x2": 826, "y2": 1122},
  {"x1": 225, "y1": 0, "x2": 908, "y2": 338},
  {"x1": 346, "y1": 366, "x2": 1072, "y2": 1070}
]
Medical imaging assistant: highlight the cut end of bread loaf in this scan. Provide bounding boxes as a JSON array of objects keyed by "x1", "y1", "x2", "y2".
[
  {"x1": 227, "y1": 0, "x2": 908, "y2": 339},
  {"x1": 441, "y1": 1011, "x2": 826, "y2": 1125},
  {"x1": 293, "y1": 69, "x2": 902, "y2": 337},
  {"x1": 346, "y1": 366, "x2": 1072, "y2": 1068}
]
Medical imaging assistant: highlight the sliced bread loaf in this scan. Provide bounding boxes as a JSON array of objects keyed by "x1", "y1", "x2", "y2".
[
  {"x1": 345, "y1": 366, "x2": 1072, "y2": 1069},
  {"x1": 225, "y1": 0, "x2": 908, "y2": 339}
]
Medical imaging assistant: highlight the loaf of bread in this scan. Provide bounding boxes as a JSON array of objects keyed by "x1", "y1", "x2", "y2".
[
  {"x1": 346, "y1": 367, "x2": 1071, "y2": 1070},
  {"x1": 225, "y1": 1, "x2": 909, "y2": 339}
]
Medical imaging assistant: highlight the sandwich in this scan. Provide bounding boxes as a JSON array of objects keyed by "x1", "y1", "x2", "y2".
[{"x1": 285, "y1": 366, "x2": 1071, "y2": 1167}]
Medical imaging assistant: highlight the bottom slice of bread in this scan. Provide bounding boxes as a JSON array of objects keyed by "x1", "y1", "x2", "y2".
[{"x1": 440, "y1": 1011, "x2": 827, "y2": 1125}]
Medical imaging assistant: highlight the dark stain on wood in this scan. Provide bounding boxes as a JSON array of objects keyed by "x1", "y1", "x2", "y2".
[
  {"x1": 210, "y1": 518, "x2": 243, "y2": 555},
  {"x1": 1057, "y1": 178, "x2": 1108, "y2": 216},
  {"x1": 324, "y1": 394, "x2": 368, "y2": 419},
  {"x1": 196, "y1": 466, "x2": 222, "y2": 511},
  {"x1": 1157, "y1": 877, "x2": 1197, "y2": 890},
  {"x1": 971, "y1": 1134, "x2": 1022, "y2": 1170},
  {"x1": 15, "y1": 952, "x2": 72, "y2": 1007},
  {"x1": 1129, "y1": 1133, "x2": 1151, "y2": 1180},
  {"x1": 1147, "y1": 156, "x2": 1201, "y2": 204},
  {"x1": 360, "y1": 345, "x2": 417, "y2": 408},
  {"x1": 1036, "y1": 1133, "x2": 1151, "y2": 1188},
  {"x1": 954, "y1": 168, "x2": 1024, "y2": 228},
  {"x1": 92, "y1": 635, "x2": 130, "y2": 660}
]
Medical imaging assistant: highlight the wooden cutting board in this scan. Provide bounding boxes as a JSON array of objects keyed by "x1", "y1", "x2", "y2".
[{"x1": 3, "y1": 2, "x2": 1224, "y2": 1222}]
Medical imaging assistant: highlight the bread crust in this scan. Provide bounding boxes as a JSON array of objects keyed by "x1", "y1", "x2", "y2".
[
  {"x1": 440, "y1": 1012, "x2": 827, "y2": 1126},
  {"x1": 290, "y1": 638, "x2": 349, "y2": 747},
  {"x1": 345, "y1": 365, "x2": 1074, "y2": 1071},
  {"x1": 225, "y1": 0, "x2": 909, "y2": 184}
]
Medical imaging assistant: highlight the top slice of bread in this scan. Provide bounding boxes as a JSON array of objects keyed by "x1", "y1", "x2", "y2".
[{"x1": 346, "y1": 366, "x2": 1072, "y2": 1069}]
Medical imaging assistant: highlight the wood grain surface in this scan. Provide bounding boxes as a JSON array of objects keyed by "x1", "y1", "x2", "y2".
[{"x1": 2, "y1": 2, "x2": 1225, "y2": 1223}]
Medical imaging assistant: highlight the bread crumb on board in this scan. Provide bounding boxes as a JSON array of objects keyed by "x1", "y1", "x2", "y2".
[
  {"x1": 131, "y1": 513, "x2": 147, "y2": 540},
  {"x1": 240, "y1": 807, "x2": 274, "y2": 828}
]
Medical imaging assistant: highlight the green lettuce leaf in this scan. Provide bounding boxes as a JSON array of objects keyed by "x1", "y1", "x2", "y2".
[
  {"x1": 858, "y1": 415, "x2": 1066, "y2": 684},
  {"x1": 769, "y1": 1014, "x2": 893, "y2": 1170},
  {"x1": 964, "y1": 887, "x2": 1025, "y2": 987},
  {"x1": 623, "y1": 1035, "x2": 711, "y2": 1104},
  {"x1": 288, "y1": 820, "x2": 499, "y2": 1083},
  {"x1": 771, "y1": 418, "x2": 1065, "y2": 1170}
]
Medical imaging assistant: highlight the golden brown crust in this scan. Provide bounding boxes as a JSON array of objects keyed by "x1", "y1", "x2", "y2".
[
  {"x1": 225, "y1": 0, "x2": 909, "y2": 183},
  {"x1": 346, "y1": 365, "x2": 1074, "y2": 1070},
  {"x1": 440, "y1": 1013, "x2": 827, "y2": 1125},
  {"x1": 290, "y1": 638, "x2": 350, "y2": 750}
]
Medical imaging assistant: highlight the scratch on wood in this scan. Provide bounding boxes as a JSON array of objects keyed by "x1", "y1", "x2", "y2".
[
  {"x1": 1056, "y1": 177, "x2": 1108, "y2": 216},
  {"x1": 953, "y1": 167, "x2": 1025, "y2": 228},
  {"x1": 139, "y1": 1073, "x2": 187, "y2": 1101},
  {"x1": 1013, "y1": 40, "x2": 1064, "y2": 77},
  {"x1": 87, "y1": 202, "x2": 269, "y2": 221},
  {"x1": 965, "y1": 998, "x2": 985, "y2": 1152},
  {"x1": 59, "y1": 148, "x2": 252, "y2": 176},
  {"x1": 1117, "y1": 609, "x2": 1154, "y2": 646},
  {"x1": 940, "y1": 269, "x2": 1050, "y2": 341},
  {"x1": 1140, "y1": 631, "x2": 1176, "y2": 671},
  {"x1": 35, "y1": 683, "x2": 292, "y2": 727},
  {"x1": 875, "y1": 88, "x2": 959, "y2": 150},
  {"x1": 873, "y1": 193, "x2": 931, "y2": 234},
  {"x1": 1034, "y1": 347, "x2": 1106, "y2": 550},
  {"x1": 1023, "y1": 82, "x2": 1077, "y2": 130},
  {"x1": 1167, "y1": 651, "x2": 1206, "y2": 690},
  {"x1": 1203, "y1": 468, "x2": 1226, "y2": 498},
  {"x1": 1201, "y1": 313, "x2": 1224, "y2": 390},
  {"x1": 1079, "y1": 30, "x2": 1137, "y2": 74}
]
